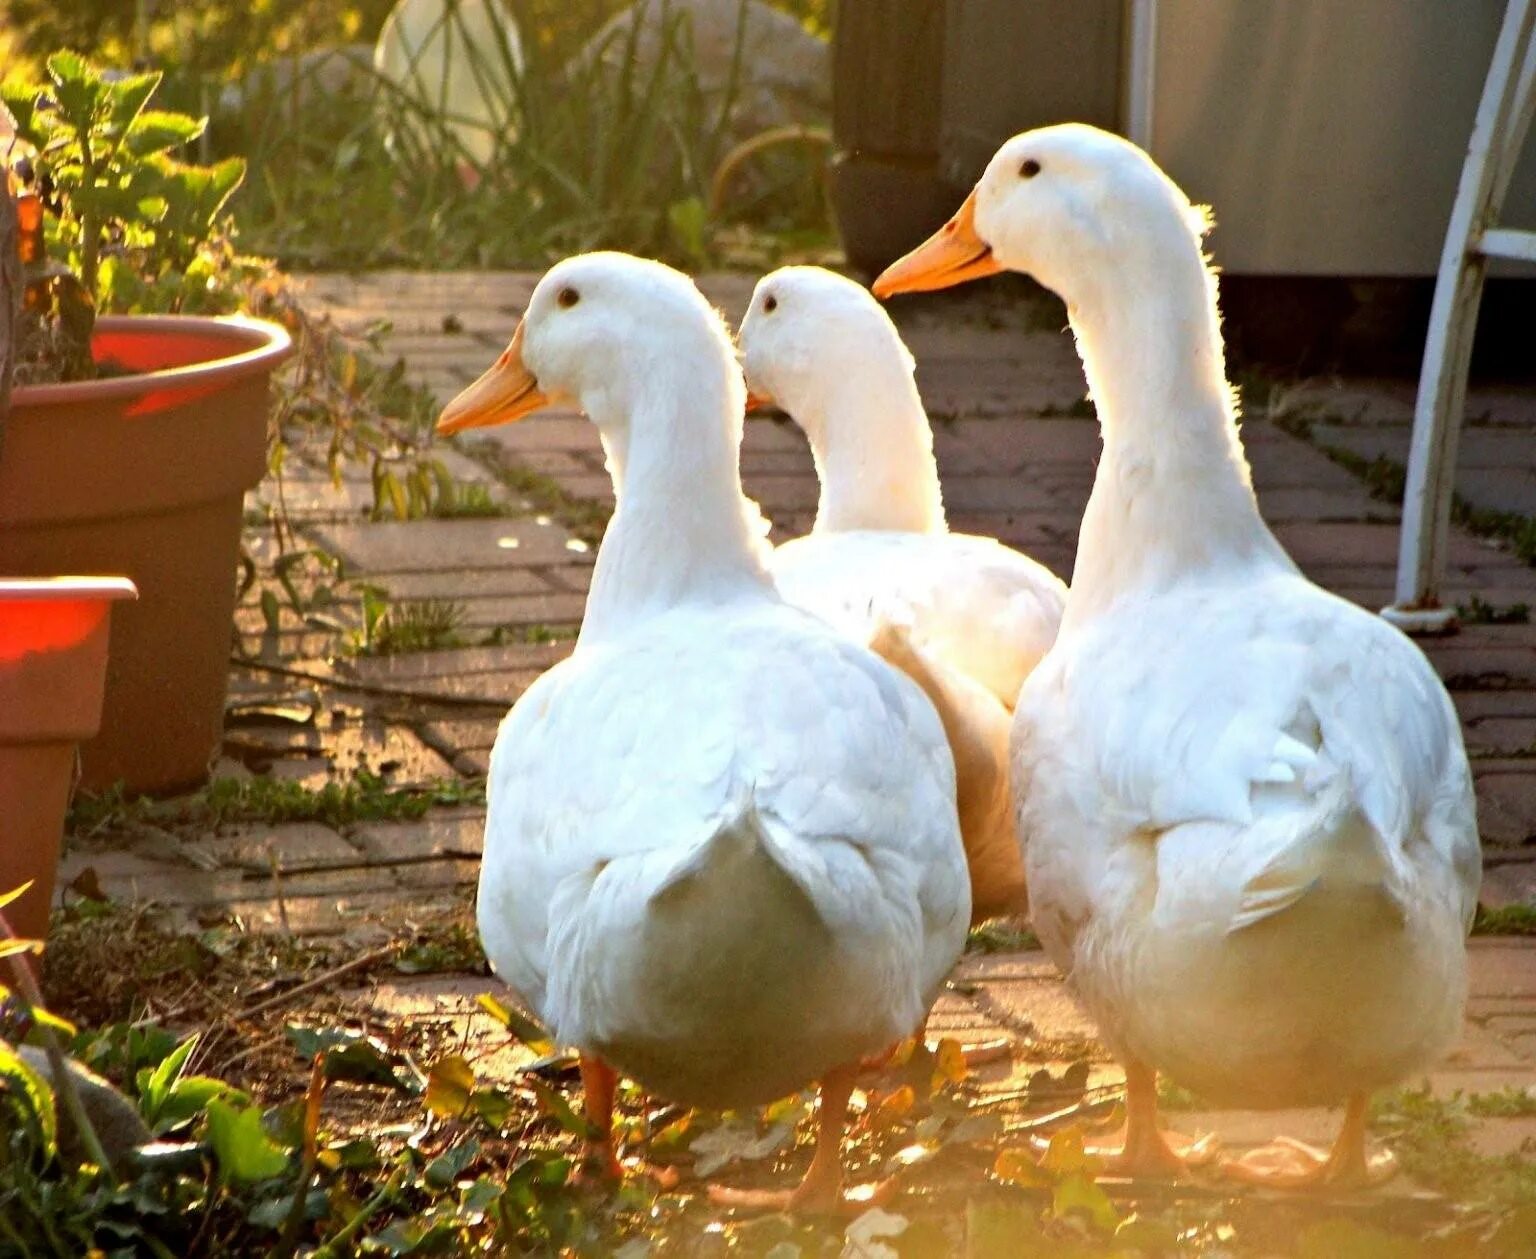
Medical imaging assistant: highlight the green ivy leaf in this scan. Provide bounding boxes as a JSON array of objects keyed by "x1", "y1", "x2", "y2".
[
  {"x1": 526, "y1": 1078, "x2": 590, "y2": 1137},
  {"x1": 45, "y1": 51, "x2": 106, "y2": 135},
  {"x1": 284, "y1": 1025, "x2": 424, "y2": 1094},
  {"x1": 205, "y1": 1098, "x2": 289, "y2": 1184},
  {"x1": 1051, "y1": 1171, "x2": 1120, "y2": 1235},
  {"x1": 0, "y1": 84, "x2": 40, "y2": 145},
  {"x1": 123, "y1": 109, "x2": 205, "y2": 159},
  {"x1": 0, "y1": 1040, "x2": 57, "y2": 1158},
  {"x1": 139, "y1": 1032, "x2": 198, "y2": 1123},
  {"x1": 104, "y1": 73, "x2": 163, "y2": 142},
  {"x1": 156, "y1": 1076, "x2": 244, "y2": 1133},
  {"x1": 424, "y1": 1136, "x2": 479, "y2": 1191},
  {"x1": 471, "y1": 1089, "x2": 512, "y2": 1129}
]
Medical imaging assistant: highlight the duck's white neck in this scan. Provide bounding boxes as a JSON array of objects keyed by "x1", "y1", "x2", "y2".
[
  {"x1": 580, "y1": 360, "x2": 774, "y2": 644},
  {"x1": 799, "y1": 362, "x2": 945, "y2": 535},
  {"x1": 1063, "y1": 244, "x2": 1292, "y2": 625}
]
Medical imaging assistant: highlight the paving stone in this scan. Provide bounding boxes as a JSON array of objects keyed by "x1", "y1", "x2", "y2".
[
  {"x1": 1466, "y1": 1116, "x2": 1536, "y2": 1158},
  {"x1": 955, "y1": 974, "x2": 1099, "y2": 1043},
  {"x1": 215, "y1": 892, "x2": 402, "y2": 940},
  {"x1": 1456, "y1": 691, "x2": 1536, "y2": 721},
  {"x1": 460, "y1": 415, "x2": 596, "y2": 456},
  {"x1": 246, "y1": 471, "x2": 374, "y2": 520},
  {"x1": 348, "y1": 642, "x2": 572, "y2": 681},
  {"x1": 1466, "y1": 717, "x2": 1536, "y2": 756},
  {"x1": 545, "y1": 563, "x2": 594, "y2": 593},
  {"x1": 937, "y1": 476, "x2": 1062, "y2": 513},
  {"x1": 452, "y1": 749, "x2": 493, "y2": 775},
  {"x1": 739, "y1": 473, "x2": 822, "y2": 512},
  {"x1": 418, "y1": 718, "x2": 502, "y2": 758},
  {"x1": 1276, "y1": 521, "x2": 1499, "y2": 569},
  {"x1": 354, "y1": 815, "x2": 486, "y2": 862},
  {"x1": 194, "y1": 822, "x2": 360, "y2": 870},
  {"x1": 1440, "y1": 1023, "x2": 1531, "y2": 1072},
  {"x1": 508, "y1": 449, "x2": 598, "y2": 478},
  {"x1": 539, "y1": 473, "x2": 614, "y2": 504},
  {"x1": 740, "y1": 449, "x2": 817, "y2": 475},
  {"x1": 449, "y1": 592, "x2": 588, "y2": 629},
  {"x1": 1474, "y1": 770, "x2": 1536, "y2": 846},
  {"x1": 349, "y1": 976, "x2": 538, "y2": 1079},
  {"x1": 312, "y1": 517, "x2": 593, "y2": 573},
  {"x1": 372, "y1": 567, "x2": 556, "y2": 600},
  {"x1": 54, "y1": 847, "x2": 186, "y2": 903},
  {"x1": 1253, "y1": 485, "x2": 1392, "y2": 523},
  {"x1": 1470, "y1": 939, "x2": 1536, "y2": 998}
]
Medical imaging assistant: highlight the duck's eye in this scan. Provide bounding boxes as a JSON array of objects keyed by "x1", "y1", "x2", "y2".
[
  {"x1": 1020, "y1": 159, "x2": 1041, "y2": 179},
  {"x1": 763, "y1": 293, "x2": 778, "y2": 313},
  {"x1": 557, "y1": 286, "x2": 580, "y2": 309}
]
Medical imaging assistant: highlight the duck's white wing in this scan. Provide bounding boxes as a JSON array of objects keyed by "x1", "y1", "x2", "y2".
[
  {"x1": 1017, "y1": 573, "x2": 1479, "y2": 955},
  {"x1": 478, "y1": 604, "x2": 969, "y2": 1032},
  {"x1": 773, "y1": 530, "x2": 1066, "y2": 707}
]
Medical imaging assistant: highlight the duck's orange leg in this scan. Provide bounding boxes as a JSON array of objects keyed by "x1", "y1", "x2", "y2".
[
  {"x1": 1036, "y1": 1060, "x2": 1216, "y2": 1177},
  {"x1": 574, "y1": 1054, "x2": 679, "y2": 1189},
  {"x1": 1221, "y1": 1093, "x2": 1394, "y2": 1190},
  {"x1": 709, "y1": 1063, "x2": 888, "y2": 1214}
]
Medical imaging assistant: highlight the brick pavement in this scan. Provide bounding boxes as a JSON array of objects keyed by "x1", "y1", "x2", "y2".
[{"x1": 55, "y1": 269, "x2": 1536, "y2": 1166}]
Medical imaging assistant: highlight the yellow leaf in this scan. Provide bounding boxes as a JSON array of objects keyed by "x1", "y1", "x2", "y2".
[
  {"x1": 932, "y1": 1038, "x2": 968, "y2": 1089},
  {"x1": 1042, "y1": 1124, "x2": 1103, "y2": 1178},
  {"x1": 425, "y1": 1054, "x2": 475, "y2": 1118},
  {"x1": 0, "y1": 882, "x2": 35, "y2": 911},
  {"x1": 992, "y1": 1146, "x2": 1049, "y2": 1188},
  {"x1": 1052, "y1": 1171, "x2": 1119, "y2": 1233},
  {"x1": 873, "y1": 1085, "x2": 915, "y2": 1127}
]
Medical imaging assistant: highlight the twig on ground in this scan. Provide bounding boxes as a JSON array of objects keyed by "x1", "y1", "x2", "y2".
[{"x1": 239, "y1": 944, "x2": 398, "y2": 1021}]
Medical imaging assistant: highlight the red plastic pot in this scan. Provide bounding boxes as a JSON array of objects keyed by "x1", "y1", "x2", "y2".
[
  {"x1": 0, "y1": 577, "x2": 137, "y2": 941},
  {"x1": 0, "y1": 315, "x2": 292, "y2": 794}
]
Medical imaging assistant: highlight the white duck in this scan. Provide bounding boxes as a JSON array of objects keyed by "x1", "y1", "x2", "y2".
[
  {"x1": 739, "y1": 265, "x2": 1066, "y2": 920},
  {"x1": 875, "y1": 125, "x2": 1481, "y2": 1188},
  {"x1": 437, "y1": 252, "x2": 969, "y2": 1212}
]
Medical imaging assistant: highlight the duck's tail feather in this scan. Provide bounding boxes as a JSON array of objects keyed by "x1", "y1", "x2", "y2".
[{"x1": 1228, "y1": 769, "x2": 1409, "y2": 935}]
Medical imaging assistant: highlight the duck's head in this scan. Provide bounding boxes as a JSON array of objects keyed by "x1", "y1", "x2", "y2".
[
  {"x1": 737, "y1": 265, "x2": 916, "y2": 422},
  {"x1": 873, "y1": 123, "x2": 1207, "y2": 310},
  {"x1": 437, "y1": 251, "x2": 739, "y2": 436}
]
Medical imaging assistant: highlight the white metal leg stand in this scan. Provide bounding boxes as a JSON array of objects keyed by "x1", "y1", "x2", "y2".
[{"x1": 1383, "y1": 0, "x2": 1536, "y2": 634}]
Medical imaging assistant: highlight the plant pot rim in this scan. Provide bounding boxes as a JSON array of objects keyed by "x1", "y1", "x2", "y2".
[
  {"x1": 0, "y1": 577, "x2": 138, "y2": 601},
  {"x1": 9, "y1": 313, "x2": 293, "y2": 410}
]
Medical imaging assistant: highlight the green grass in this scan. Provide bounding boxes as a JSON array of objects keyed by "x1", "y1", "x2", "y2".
[
  {"x1": 429, "y1": 482, "x2": 508, "y2": 519},
  {"x1": 215, "y1": 0, "x2": 832, "y2": 271},
  {"x1": 1475, "y1": 903, "x2": 1536, "y2": 936},
  {"x1": 353, "y1": 596, "x2": 468, "y2": 657},
  {"x1": 1276, "y1": 410, "x2": 1536, "y2": 567},
  {"x1": 69, "y1": 774, "x2": 485, "y2": 838},
  {"x1": 481, "y1": 623, "x2": 581, "y2": 648},
  {"x1": 965, "y1": 918, "x2": 1040, "y2": 954},
  {"x1": 474, "y1": 448, "x2": 613, "y2": 546},
  {"x1": 1371, "y1": 1085, "x2": 1536, "y2": 1211},
  {"x1": 1458, "y1": 595, "x2": 1532, "y2": 626}
]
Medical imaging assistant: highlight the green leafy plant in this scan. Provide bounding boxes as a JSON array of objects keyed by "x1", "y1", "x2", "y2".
[{"x1": 3, "y1": 51, "x2": 260, "y2": 383}]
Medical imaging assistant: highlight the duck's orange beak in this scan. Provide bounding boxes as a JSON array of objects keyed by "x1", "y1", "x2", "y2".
[
  {"x1": 744, "y1": 389, "x2": 773, "y2": 413},
  {"x1": 872, "y1": 190, "x2": 1002, "y2": 299},
  {"x1": 436, "y1": 322, "x2": 549, "y2": 434}
]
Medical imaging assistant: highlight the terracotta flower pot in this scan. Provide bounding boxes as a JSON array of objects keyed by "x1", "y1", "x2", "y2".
[
  {"x1": 0, "y1": 577, "x2": 137, "y2": 941},
  {"x1": 0, "y1": 315, "x2": 293, "y2": 795}
]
